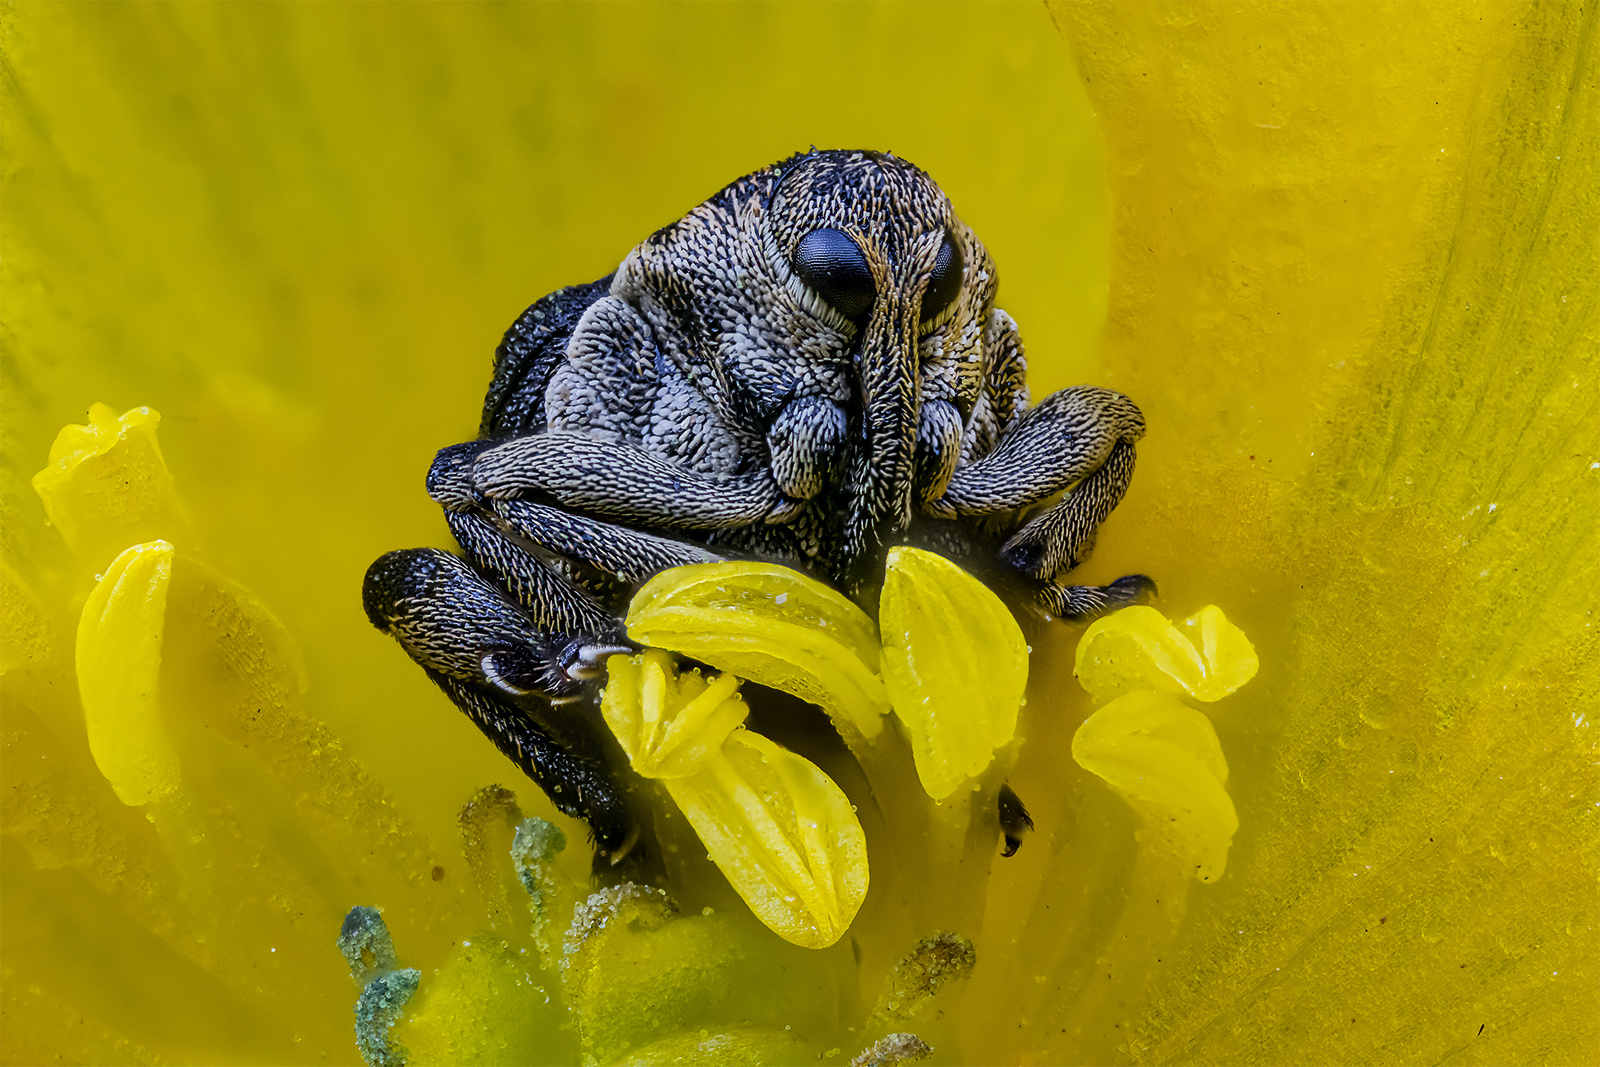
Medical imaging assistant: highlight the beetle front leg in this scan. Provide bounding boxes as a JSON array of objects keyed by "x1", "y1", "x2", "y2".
[
  {"x1": 941, "y1": 386, "x2": 1145, "y2": 514},
  {"x1": 431, "y1": 442, "x2": 638, "y2": 675},
  {"x1": 939, "y1": 386, "x2": 1154, "y2": 619},
  {"x1": 362, "y1": 547, "x2": 640, "y2": 859},
  {"x1": 434, "y1": 439, "x2": 745, "y2": 638},
  {"x1": 465, "y1": 431, "x2": 807, "y2": 586},
  {"x1": 997, "y1": 438, "x2": 1139, "y2": 581},
  {"x1": 471, "y1": 431, "x2": 783, "y2": 531},
  {"x1": 1009, "y1": 447, "x2": 1158, "y2": 618},
  {"x1": 487, "y1": 499, "x2": 725, "y2": 588}
]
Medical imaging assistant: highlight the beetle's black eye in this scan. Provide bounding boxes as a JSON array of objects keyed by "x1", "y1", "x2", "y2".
[
  {"x1": 793, "y1": 228, "x2": 876, "y2": 323},
  {"x1": 921, "y1": 234, "x2": 964, "y2": 322}
]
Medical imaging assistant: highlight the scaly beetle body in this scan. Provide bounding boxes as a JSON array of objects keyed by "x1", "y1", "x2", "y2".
[{"x1": 364, "y1": 150, "x2": 1150, "y2": 864}]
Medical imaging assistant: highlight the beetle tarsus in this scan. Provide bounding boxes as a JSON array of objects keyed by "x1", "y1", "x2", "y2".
[
  {"x1": 1038, "y1": 573, "x2": 1157, "y2": 621},
  {"x1": 562, "y1": 639, "x2": 635, "y2": 681}
]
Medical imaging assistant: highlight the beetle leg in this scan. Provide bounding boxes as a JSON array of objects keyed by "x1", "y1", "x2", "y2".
[
  {"x1": 998, "y1": 437, "x2": 1136, "y2": 582},
  {"x1": 940, "y1": 386, "x2": 1146, "y2": 516},
  {"x1": 364, "y1": 547, "x2": 581, "y2": 699},
  {"x1": 362, "y1": 548, "x2": 639, "y2": 858},
  {"x1": 446, "y1": 506, "x2": 613, "y2": 634},
  {"x1": 445, "y1": 509, "x2": 633, "y2": 678},
  {"x1": 427, "y1": 671, "x2": 639, "y2": 860},
  {"x1": 937, "y1": 384, "x2": 1152, "y2": 620},
  {"x1": 487, "y1": 499, "x2": 723, "y2": 588},
  {"x1": 432, "y1": 435, "x2": 723, "y2": 591},
  {"x1": 471, "y1": 431, "x2": 783, "y2": 530},
  {"x1": 997, "y1": 438, "x2": 1156, "y2": 619},
  {"x1": 1035, "y1": 573, "x2": 1158, "y2": 620},
  {"x1": 432, "y1": 441, "x2": 645, "y2": 653}
]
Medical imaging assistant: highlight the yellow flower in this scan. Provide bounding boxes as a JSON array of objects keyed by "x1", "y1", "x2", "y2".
[{"x1": 2, "y1": 4, "x2": 1593, "y2": 1066}]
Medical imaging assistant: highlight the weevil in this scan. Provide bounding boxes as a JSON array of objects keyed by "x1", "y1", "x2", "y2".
[{"x1": 363, "y1": 150, "x2": 1151, "y2": 865}]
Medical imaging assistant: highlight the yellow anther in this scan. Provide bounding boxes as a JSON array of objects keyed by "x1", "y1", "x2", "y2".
[
  {"x1": 879, "y1": 546, "x2": 1028, "y2": 800},
  {"x1": 31, "y1": 404, "x2": 188, "y2": 568},
  {"x1": 1072, "y1": 690, "x2": 1238, "y2": 883},
  {"x1": 626, "y1": 561, "x2": 889, "y2": 738},
  {"x1": 75, "y1": 540, "x2": 182, "y2": 806},
  {"x1": 1074, "y1": 604, "x2": 1258, "y2": 705},
  {"x1": 601, "y1": 650, "x2": 749, "y2": 780},
  {"x1": 601, "y1": 651, "x2": 868, "y2": 948},
  {"x1": 670, "y1": 730, "x2": 868, "y2": 949}
]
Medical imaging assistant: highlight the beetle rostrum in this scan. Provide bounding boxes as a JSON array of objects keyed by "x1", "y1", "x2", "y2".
[{"x1": 363, "y1": 149, "x2": 1153, "y2": 869}]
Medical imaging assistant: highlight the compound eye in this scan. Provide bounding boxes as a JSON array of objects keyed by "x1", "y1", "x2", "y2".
[
  {"x1": 793, "y1": 228, "x2": 876, "y2": 323},
  {"x1": 921, "y1": 234, "x2": 964, "y2": 322}
]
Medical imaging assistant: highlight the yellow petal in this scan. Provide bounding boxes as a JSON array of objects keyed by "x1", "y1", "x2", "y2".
[
  {"x1": 665, "y1": 730, "x2": 868, "y2": 949},
  {"x1": 1074, "y1": 604, "x2": 1258, "y2": 705},
  {"x1": 626, "y1": 562, "x2": 889, "y2": 739},
  {"x1": 74, "y1": 540, "x2": 181, "y2": 806},
  {"x1": 1072, "y1": 689, "x2": 1238, "y2": 883},
  {"x1": 878, "y1": 546, "x2": 1027, "y2": 800},
  {"x1": 601, "y1": 650, "x2": 749, "y2": 779},
  {"x1": 1, "y1": 561, "x2": 53, "y2": 677},
  {"x1": 31, "y1": 405, "x2": 188, "y2": 569}
]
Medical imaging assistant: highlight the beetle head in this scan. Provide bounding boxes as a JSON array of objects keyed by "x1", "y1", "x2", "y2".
[
  {"x1": 768, "y1": 150, "x2": 996, "y2": 597},
  {"x1": 618, "y1": 150, "x2": 998, "y2": 600}
]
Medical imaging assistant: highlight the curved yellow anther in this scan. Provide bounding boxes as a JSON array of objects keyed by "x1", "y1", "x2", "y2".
[
  {"x1": 75, "y1": 540, "x2": 182, "y2": 806},
  {"x1": 879, "y1": 546, "x2": 1028, "y2": 800},
  {"x1": 626, "y1": 561, "x2": 889, "y2": 738},
  {"x1": 601, "y1": 651, "x2": 868, "y2": 948},
  {"x1": 601, "y1": 649, "x2": 749, "y2": 779},
  {"x1": 1075, "y1": 604, "x2": 1258, "y2": 705},
  {"x1": 671, "y1": 730, "x2": 868, "y2": 949},
  {"x1": 1072, "y1": 689, "x2": 1238, "y2": 883}
]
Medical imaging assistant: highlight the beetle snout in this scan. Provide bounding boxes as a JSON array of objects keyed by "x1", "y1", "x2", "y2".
[{"x1": 837, "y1": 292, "x2": 923, "y2": 597}]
